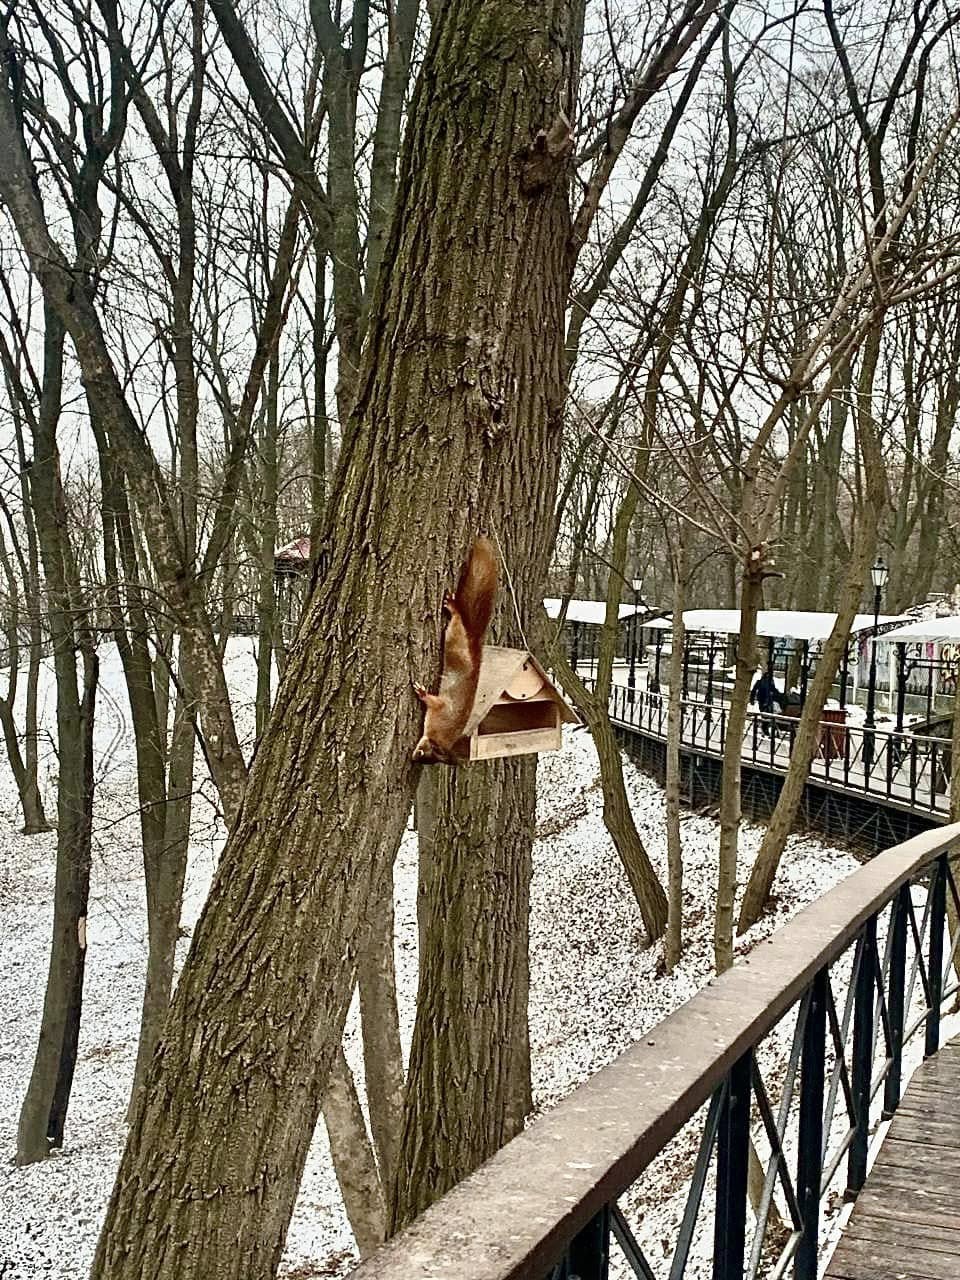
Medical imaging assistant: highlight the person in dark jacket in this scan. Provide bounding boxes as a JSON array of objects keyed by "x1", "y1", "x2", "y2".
[{"x1": 750, "y1": 671, "x2": 785, "y2": 734}]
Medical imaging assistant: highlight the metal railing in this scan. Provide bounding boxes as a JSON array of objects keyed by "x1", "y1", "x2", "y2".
[
  {"x1": 351, "y1": 824, "x2": 960, "y2": 1280},
  {"x1": 604, "y1": 686, "x2": 952, "y2": 815}
]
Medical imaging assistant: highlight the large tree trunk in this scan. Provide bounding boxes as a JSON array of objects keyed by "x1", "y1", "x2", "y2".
[
  {"x1": 391, "y1": 758, "x2": 535, "y2": 1231},
  {"x1": 90, "y1": 8, "x2": 577, "y2": 1277},
  {"x1": 391, "y1": 348, "x2": 570, "y2": 1225}
]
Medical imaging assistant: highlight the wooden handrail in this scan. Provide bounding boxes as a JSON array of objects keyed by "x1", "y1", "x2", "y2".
[{"x1": 351, "y1": 822, "x2": 960, "y2": 1280}]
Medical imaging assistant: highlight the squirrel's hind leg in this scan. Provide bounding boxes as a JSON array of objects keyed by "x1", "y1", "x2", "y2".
[{"x1": 413, "y1": 681, "x2": 444, "y2": 711}]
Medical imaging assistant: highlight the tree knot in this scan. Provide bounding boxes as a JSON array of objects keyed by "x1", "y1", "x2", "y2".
[{"x1": 520, "y1": 111, "x2": 573, "y2": 195}]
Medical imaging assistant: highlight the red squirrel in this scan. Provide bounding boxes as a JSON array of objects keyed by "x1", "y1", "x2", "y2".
[{"x1": 412, "y1": 536, "x2": 498, "y2": 763}]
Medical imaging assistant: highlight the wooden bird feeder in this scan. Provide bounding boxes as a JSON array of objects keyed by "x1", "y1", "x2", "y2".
[{"x1": 452, "y1": 646, "x2": 579, "y2": 762}]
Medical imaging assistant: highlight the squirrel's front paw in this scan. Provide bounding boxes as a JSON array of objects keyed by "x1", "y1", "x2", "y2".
[{"x1": 412, "y1": 681, "x2": 428, "y2": 702}]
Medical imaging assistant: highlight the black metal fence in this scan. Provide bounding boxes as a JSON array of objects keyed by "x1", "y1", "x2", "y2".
[
  {"x1": 351, "y1": 825, "x2": 960, "y2": 1280},
  {"x1": 604, "y1": 686, "x2": 952, "y2": 817}
]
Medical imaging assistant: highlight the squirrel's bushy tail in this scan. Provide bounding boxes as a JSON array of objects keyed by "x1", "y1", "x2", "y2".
[{"x1": 455, "y1": 535, "x2": 498, "y2": 641}]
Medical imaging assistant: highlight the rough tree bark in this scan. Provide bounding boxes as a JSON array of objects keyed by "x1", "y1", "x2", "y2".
[{"x1": 90, "y1": 6, "x2": 578, "y2": 1276}]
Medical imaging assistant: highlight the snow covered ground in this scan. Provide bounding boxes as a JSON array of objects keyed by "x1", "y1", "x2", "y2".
[{"x1": 0, "y1": 639, "x2": 933, "y2": 1278}]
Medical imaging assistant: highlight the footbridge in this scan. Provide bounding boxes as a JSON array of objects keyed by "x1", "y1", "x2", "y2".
[
  {"x1": 607, "y1": 686, "x2": 952, "y2": 852},
  {"x1": 353, "y1": 824, "x2": 960, "y2": 1280}
]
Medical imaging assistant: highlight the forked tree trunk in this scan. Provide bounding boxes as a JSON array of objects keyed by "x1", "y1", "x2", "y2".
[
  {"x1": 391, "y1": 758, "x2": 535, "y2": 1231},
  {"x1": 91, "y1": 8, "x2": 578, "y2": 1276}
]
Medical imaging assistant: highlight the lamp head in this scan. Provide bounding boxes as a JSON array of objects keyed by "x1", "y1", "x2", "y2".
[{"x1": 870, "y1": 557, "x2": 889, "y2": 592}]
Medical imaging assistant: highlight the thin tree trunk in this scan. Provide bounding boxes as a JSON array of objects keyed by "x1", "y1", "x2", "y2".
[
  {"x1": 255, "y1": 350, "x2": 280, "y2": 738},
  {"x1": 737, "y1": 514, "x2": 878, "y2": 932},
  {"x1": 22, "y1": 603, "x2": 47, "y2": 831},
  {"x1": 357, "y1": 863, "x2": 404, "y2": 1198},
  {"x1": 47, "y1": 643, "x2": 98, "y2": 1150},
  {"x1": 17, "y1": 308, "x2": 98, "y2": 1164},
  {"x1": 664, "y1": 543, "x2": 687, "y2": 972},
  {"x1": 715, "y1": 556, "x2": 762, "y2": 974},
  {"x1": 0, "y1": 398, "x2": 50, "y2": 832},
  {"x1": 738, "y1": 320, "x2": 888, "y2": 933},
  {"x1": 323, "y1": 1049, "x2": 387, "y2": 1254},
  {"x1": 550, "y1": 647, "x2": 668, "y2": 939}
]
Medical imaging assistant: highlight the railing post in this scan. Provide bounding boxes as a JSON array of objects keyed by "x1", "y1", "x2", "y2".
[
  {"x1": 566, "y1": 1205, "x2": 610, "y2": 1280},
  {"x1": 846, "y1": 920, "x2": 875, "y2": 1200},
  {"x1": 883, "y1": 885, "x2": 909, "y2": 1119},
  {"x1": 713, "y1": 1050, "x2": 751, "y2": 1280},
  {"x1": 926, "y1": 854, "x2": 947, "y2": 1058},
  {"x1": 795, "y1": 971, "x2": 827, "y2": 1280}
]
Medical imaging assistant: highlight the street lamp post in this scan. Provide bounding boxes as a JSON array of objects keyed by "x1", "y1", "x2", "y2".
[
  {"x1": 895, "y1": 642, "x2": 907, "y2": 735},
  {"x1": 705, "y1": 632, "x2": 716, "y2": 705},
  {"x1": 863, "y1": 556, "x2": 889, "y2": 778},
  {"x1": 628, "y1": 576, "x2": 643, "y2": 706}
]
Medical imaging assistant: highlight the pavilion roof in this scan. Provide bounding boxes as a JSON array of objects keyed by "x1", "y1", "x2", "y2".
[
  {"x1": 881, "y1": 615, "x2": 960, "y2": 643},
  {"x1": 543, "y1": 598, "x2": 648, "y2": 625},
  {"x1": 678, "y1": 609, "x2": 910, "y2": 641}
]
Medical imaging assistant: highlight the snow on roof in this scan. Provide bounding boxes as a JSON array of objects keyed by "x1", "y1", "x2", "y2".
[
  {"x1": 544, "y1": 598, "x2": 647, "y2": 625},
  {"x1": 881, "y1": 615, "x2": 960, "y2": 643},
  {"x1": 679, "y1": 609, "x2": 910, "y2": 641},
  {"x1": 274, "y1": 535, "x2": 311, "y2": 567}
]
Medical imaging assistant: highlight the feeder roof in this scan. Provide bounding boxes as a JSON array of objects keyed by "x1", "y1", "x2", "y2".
[{"x1": 464, "y1": 646, "x2": 579, "y2": 736}]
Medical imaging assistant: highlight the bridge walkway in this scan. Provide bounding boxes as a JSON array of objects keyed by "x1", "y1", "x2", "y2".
[{"x1": 826, "y1": 1036, "x2": 960, "y2": 1280}]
